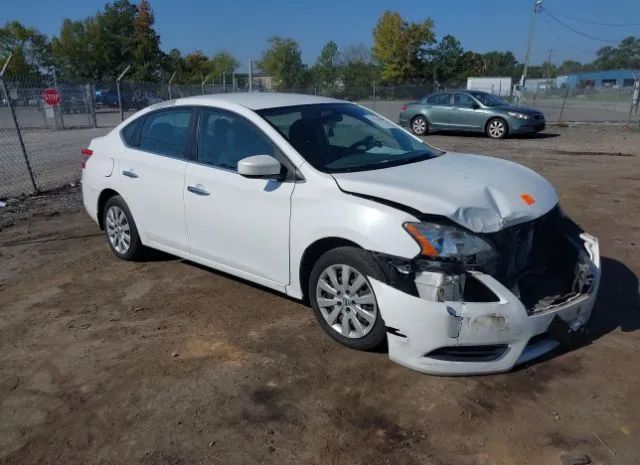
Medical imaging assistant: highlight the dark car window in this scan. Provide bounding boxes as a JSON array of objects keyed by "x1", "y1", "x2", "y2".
[
  {"x1": 426, "y1": 93, "x2": 451, "y2": 105},
  {"x1": 454, "y1": 93, "x2": 477, "y2": 108},
  {"x1": 121, "y1": 117, "x2": 143, "y2": 147},
  {"x1": 139, "y1": 109, "x2": 193, "y2": 158},
  {"x1": 197, "y1": 108, "x2": 277, "y2": 171},
  {"x1": 258, "y1": 103, "x2": 441, "y2": 174}
]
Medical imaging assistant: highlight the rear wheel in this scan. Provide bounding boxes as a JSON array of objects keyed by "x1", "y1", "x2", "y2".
[
  {"x1": 486, "y1": 117, "x2": 508, "y2": 139},
  {"x1": 103, "y1": 195, "x2": 143, "y2": 260},
  {"x1": 309, "y1": 247, "x2": 387, "y2": 350},
  {"x1": 411, "y1": 115, "x2": 429, "y2": 136}
]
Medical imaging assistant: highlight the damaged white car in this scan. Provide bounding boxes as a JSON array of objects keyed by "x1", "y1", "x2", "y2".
[{"x1": 81, "y1": 93, "x2": 600, "y2": 375}]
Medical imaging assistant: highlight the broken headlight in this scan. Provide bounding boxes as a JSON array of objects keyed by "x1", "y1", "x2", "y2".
[{"x1": 403, "y1": 222, "x2": 497, "y2": 266}]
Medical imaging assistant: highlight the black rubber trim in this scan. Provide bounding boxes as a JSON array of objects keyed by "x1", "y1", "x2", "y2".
[
  {"x1": 386, "y1": 327, "x2": 407, "y2": 338},
  {"x1": 426, "y1": 344, "x2": 508, "y2": 362}
]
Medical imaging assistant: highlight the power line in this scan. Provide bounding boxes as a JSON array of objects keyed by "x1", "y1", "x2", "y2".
[
  {"x1": 542, "y1": 6, "x2": 640, "y2": 27},
  {"x1": 539, "y1": 14, "x2": 598, "y2": 56},
  {"x1": 542, "y1": 10, "x2": 621, "y2": 44}
]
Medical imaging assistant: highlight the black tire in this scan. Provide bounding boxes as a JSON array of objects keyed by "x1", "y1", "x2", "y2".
[
  {"x1": 308, "y1": 247, "x2": 387, "y2": 351},
  {"x1": 410, "y1": 115, "x2": 429, "y2": 136},
  {"x1": 102, "y1": 195, "x2": 144, "y2": 260},
  {"x1": 486, "y1": 117, "x2": 508, "y2": 139}
]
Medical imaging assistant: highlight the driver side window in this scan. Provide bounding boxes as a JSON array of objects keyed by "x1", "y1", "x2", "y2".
[
  {"x1": 454, "y1": 93, "x2": 476, "y2": 108},
  {"x1": 197, "y1": 108, "x2": 276, "y2": 171},
  {"x1": 322, "y1": 112, "x2": 398, "y2": 150}
]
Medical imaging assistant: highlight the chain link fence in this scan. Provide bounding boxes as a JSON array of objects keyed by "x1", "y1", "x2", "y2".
[{"x1": 1, "y1": 74, "x2": 639, "y2": 199}]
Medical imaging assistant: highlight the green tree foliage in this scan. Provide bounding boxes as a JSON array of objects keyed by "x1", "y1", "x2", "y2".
[
  {"x1": 594, "y1": 36, "x2": 640, "y2": 70},
  {"x1": 257, "y1": 36, "x2": 308, "y2": 90},
  {"x1": 557, "y1": 60, "x2": 583, "y2": 75},
  {"x1": 312, "y1": 41, "x2": 341, "y2": 93},
  {"x1": 132, "y1": 0, "x2": 163, "y2": 81},
  {"x1": 210, "y1": 52, "x2": 239, "y2": 82},
  {"x1": 372, "y1": 11, "x2": 435, "y2": 83},
  {"x1": 429, "y1": 34, "x2": 464, "y2": 82},
  {"x1": 481, "y1": 51, "x2": 518, "y2": 78},
  {"x1": 340, "y1": 44, "x2": 380, "y2": 98},
  {"x1": 0, "y1": 20, "x2": 51, "y2": 79}
]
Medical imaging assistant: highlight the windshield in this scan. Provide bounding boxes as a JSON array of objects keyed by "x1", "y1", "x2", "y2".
[
  {"x1": 467, "y1": 92, "x2": 506, "y2": 107},
  {"x1": 257, "y1": 103, "x2": 441, "y2": 173}
]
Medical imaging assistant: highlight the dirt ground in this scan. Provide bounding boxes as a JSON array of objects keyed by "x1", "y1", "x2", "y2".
[{"x1": 1, "y1": 124, "x2": 639, "y2": 465}]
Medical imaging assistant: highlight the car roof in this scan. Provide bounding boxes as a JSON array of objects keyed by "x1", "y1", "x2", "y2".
[{"x1": 172, "y1": 92, "x2": 345, "y2": 110}]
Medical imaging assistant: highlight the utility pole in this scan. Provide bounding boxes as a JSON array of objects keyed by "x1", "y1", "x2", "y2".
[
  {"x1": 248, "y1": 60, "x2": 253, "y2": 92},
  {"x1": 546, "y1": 48, "x2": 555, "y2": 91},
  {"x1": 520, "y1": 0, "x2": 543, "y2": 102}
]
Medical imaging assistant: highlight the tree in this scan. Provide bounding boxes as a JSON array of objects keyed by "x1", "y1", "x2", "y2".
[
  {"x1": 210, "y1": 51, "x2": 239, "y2": 83},
  {"x1": 481, "y1": 51, "x2": 518, "y2": 78},
  {"x1": 132, "y1": 0, "x2": 162, "y2": 81},
  {"x1": 312, "y1": 41, "x2": 341, "y2": 93},
  {"x1": 458, "y1": 51, "x2": 486, "y2": 78},
  {"x1": 429, "y1": 34, "x2": 464, "y2": 83},
  {"x1": 372, "y1": 11, "x2": 435, "y2": 83},
  {"x1": 594, "y1": 36, "x2": 640, "y2": 70},
  {"x1": 257, "y1": 36, "x2": 307, "y2": 90},
  {"x1": 0, "y1": 21, "x2": 51, "y2": 79},
  {"x1": 340, "y1": 43, "x2": 379, "y2": 99},
  {"x1": 557, "y1": 60, "x2": 582, "y2": 75}
]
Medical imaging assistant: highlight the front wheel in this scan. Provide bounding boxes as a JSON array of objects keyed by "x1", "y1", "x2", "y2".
[
  {"x1": 486, "y1": 117, "x2": 508, "y2": 139},
  {"x1": 309, "y1": 247, "x2": 387, "y2": 351}
]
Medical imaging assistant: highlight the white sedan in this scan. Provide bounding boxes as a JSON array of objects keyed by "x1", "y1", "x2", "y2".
[{"x1": 81, "y1": 93, "x2": 600, "y2": 375}]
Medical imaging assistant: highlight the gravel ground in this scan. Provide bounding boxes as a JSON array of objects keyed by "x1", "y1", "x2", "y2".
[{"x1": 1, "y1": 125, "x2": 639, "y2": 465}]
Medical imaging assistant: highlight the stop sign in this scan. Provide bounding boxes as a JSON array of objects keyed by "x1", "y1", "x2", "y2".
[{"x1": 42, "y1": 87, "x2": 61, "y2": 106}]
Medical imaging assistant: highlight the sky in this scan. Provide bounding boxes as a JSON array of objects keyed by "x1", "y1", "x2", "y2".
[{"x1": 2, "y1": 0, "x2": 639, "y2": 71}]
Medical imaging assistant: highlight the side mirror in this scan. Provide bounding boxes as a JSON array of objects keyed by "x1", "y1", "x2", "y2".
[
  {"x1": 238, "y1": 155, "x2": 283, "y2": 179},
  {"x1": 471, "y1": 102, "x2": 480, "y2": 110}
]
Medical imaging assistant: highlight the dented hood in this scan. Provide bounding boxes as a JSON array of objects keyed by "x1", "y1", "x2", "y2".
[{"x1": 331, "y1": 152, "x2": 558, "y2": 233}]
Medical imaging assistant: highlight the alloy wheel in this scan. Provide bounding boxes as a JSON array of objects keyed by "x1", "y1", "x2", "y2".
[
  {"x1": 105, "y1": 205, "x2": 131, "y2": 254},
  {"x1": 488, "y1": 119, "x2": 506, "y2": 138},
  {"x1": 412, "y1": 117, "x2": 427, "y2": 135},
  {"x1": 315, "y1": 264, "x2": 378, "y2": 339}
]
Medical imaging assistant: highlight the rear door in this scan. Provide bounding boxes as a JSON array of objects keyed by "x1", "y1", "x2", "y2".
[
  {"x1": 450, "y1": 92, "x2": 485, "y2": 130},
  {"x1": 116, "y1": 107, "x2": 194, "y2": 253},
  {"x1": 424, "y1": 93, "x2": 452, "y2": 127},
  {"x1": 183, "y1": 107, "x2": 295, "y2": 287}
]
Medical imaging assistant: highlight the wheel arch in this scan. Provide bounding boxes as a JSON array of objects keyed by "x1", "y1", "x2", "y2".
[
  {"x1": 97, "y1": 188, "x2": 121, "y2": 230},
  {"x1": 298, "y1": 237, "x2": 363, "y2": 302}
]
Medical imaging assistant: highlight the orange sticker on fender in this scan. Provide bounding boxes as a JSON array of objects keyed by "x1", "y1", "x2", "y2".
[{"x1": 520, "y1": 193, "x2": 536, "y2": 205}]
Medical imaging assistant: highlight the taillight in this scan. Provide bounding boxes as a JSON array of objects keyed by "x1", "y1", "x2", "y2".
[
  {"x1": 401, "y1": 104, "x2": 408, "y2": 111},
  {"x1": 81, "y1": 148, "x2": 93, "y2": 168}
]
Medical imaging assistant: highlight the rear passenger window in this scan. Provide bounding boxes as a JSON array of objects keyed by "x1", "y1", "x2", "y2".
[
  {"x1": 121, "y1": 117, "x2": 142, "y2": 147},
  {"x1": 197, "y1": 108, "x2": 276, "y2": 171},
  {"x1": 139, "y1": 109, "x2": 193, "y2": 158},
  {"x1": 426, "y1": 93, "x2": 451, "y2": 105}
]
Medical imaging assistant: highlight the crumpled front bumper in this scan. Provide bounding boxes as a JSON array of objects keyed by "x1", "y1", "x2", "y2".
[{"x1": 371, "y1": 233, "x2": 600, "y2": 376}]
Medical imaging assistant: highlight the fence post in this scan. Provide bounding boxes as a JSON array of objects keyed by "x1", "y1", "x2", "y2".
[
  {"x1": 201, "y1": 74, "x2": 210, "y2": 95},
  {"x1": 168, "y1": 71, "x2": 176, "y2": 100},
  {"x1": 0, "y1": 54, "x2": 38, "y2": 193},
  {"x1": 116, "y1": 65, "x2": 131, "y2": 122},
  {"x1": 85, "y1": 83, "x2": 97, "y2": 128},
  {"x1": 558, "y1": 85, "x2": 570, "y2": 123}
]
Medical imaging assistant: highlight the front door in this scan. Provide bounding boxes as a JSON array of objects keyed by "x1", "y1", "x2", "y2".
[
  {"x1": 450, "y1": 93, "x2": 485, "y2": 130},
  {"x1": 117, "y1": 107, "x2": 194, "y2": 253},
  {"x1": 184, "y1": 107, "x2": 295, "y2": 287}
]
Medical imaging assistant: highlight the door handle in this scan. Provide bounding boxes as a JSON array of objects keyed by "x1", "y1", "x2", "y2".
[
  {"x1": 122, "y1": 170, "x2": 138, "y2": 178},
  {"x1": 187, "y1": 185, "x2": 210, "y2": 196}
]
